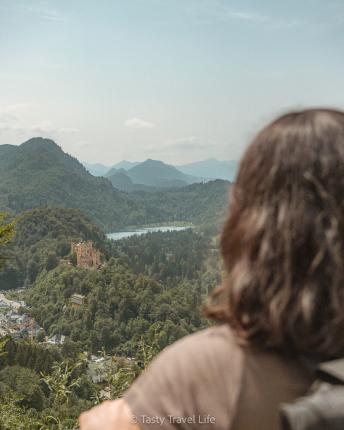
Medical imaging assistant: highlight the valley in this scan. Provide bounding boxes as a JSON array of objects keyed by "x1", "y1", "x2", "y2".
[{"x1": 0, "y1": 137, "x2": 228, "y2": 428}]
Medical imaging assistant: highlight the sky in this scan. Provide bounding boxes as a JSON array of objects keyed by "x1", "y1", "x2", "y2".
[{"x1": 0, "y1": 0, "x2": 344, "y2": 165}]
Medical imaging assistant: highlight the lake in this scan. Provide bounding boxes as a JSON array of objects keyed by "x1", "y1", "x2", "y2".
[{"x1": 107, "y1": 225, "x2": 193, "y2": 241}]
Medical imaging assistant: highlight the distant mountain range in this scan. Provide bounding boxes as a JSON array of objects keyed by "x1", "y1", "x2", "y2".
[
  {"x1": 0, "y1": 138, "x2": 231, "y2": 230},
  {"x1": 176, "y1": 158, "x2": 238, "y2": 181},
  {"x1": 83, "y1": 162, "x2": 111, "y2": 177},
  {"x1": 104, "y1": 159, "x2": 202, "y2": 190},
  {"x1": 104, "y1": 169, "x2": 156, "y2": 193},
  {"x1": 83, "y1": 160, "x2": 140, "y2": 176},
  {"x1": 113, "y1": 160, "x2": 140, "y2": 170},
  {"x1": 84, "y1": 158, "x2": 237, "y2": 191}
]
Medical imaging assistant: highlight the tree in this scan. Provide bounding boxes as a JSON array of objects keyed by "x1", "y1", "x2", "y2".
[
  {"x1": 41, "y1": 358, "x2": 84, "y2": 407},
  {"x1": 0, "y1": 392, "x2": 42, "y2": 430},
  {"x1": 0, "y1": 365, "x2": 45, "y2": 411},
  {"x1": 0, "y1": 213, "x2": 15, "y2": 269},
  {"x1": 35, "y1": 329, "x2": 46, "y2": 343}
]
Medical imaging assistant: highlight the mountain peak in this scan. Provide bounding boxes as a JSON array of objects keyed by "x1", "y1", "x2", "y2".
[
  {"x1": 112, "y1": 160, "x2": 139, "y2": 171},
  {"x1": 142, "y1": 159, "x2": 166, "y2": 166},
  {"x1": 21, "y1": 137, "x2": 62, "y2": 151},
  {"x1": 126, "y1": 158, "x2": 199, "y2": 187}
]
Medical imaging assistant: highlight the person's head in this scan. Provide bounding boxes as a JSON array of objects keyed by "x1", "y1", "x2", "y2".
[{"x1": 206, "y1": 108, "x2": 344, "y2": 362}]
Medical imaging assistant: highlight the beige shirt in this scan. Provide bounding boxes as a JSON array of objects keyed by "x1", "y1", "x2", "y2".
[{"x1": 124, "y1": 325, "x2": 313, "y2": 430}]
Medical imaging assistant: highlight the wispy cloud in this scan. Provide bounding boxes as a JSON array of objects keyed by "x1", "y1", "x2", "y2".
[
  {"x1": 76, "y1": 140, "x2": 92, "y2": 150},
  {"x1": 0, "y1": 102, "x2": 36, "y2": 135},
  {"x1": 186, "y1": 1, "x2": 299, "y2": 29},
  {"x1": 31, "y1": 121, "x2": 79, "y2": 134},
  {"x1": 165, "y1": 136, "x2": 197, "y2": 145},
  {"x1": 0, "y1": 104, "x2": 79, "y2": 137},
  {"x1": 124, "y1": 117, "x2": 156, "y2": 129},
  {"x1": 0, "y1": 2, "x2": 68, "y2": 24},
  {"x1": 0, "y1": 102, "x2": 37, "y2": 121},
  {"x1": 0, "y1": 102, "x2": 37, "y2": 112},
  {"x1": 227, "y1": 11, "x2": 269, "y2": 23},
  {"x1": 0, "y1": 112, "x2": 19, "y2": 124},
  {"x1": 0, "y1": 123, "x2": 25, "y2": 135}
]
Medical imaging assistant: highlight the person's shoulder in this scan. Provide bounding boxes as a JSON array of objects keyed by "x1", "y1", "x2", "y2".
[
  {"x1": 157, "y1": 324, "x2": 243, "y2": 374},
  {"x1": 171, "y1": 324, "x2": 237, "y2": 350},
  {"x1": 124, "y1": 325, "x2": 245, "y2": 430}
]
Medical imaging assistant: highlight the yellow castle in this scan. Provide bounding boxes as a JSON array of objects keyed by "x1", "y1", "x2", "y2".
[{"x1": 71, "y1": 241, "x2": 101, "y2": 268}]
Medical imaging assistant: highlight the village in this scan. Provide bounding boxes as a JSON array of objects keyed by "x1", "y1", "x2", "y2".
[
  {"x1": 0, "y1": 241, "x2": 101, "y2": 340},
  {"x1": 0, "y1": 240, "x2": 137, "y2": 389},
  {"x1": 0, "y1": 293, "x2": 41, "y2": 340}
]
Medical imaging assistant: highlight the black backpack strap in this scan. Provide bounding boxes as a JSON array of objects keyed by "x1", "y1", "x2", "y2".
[
  {"x1": 279, "y1": 359, "x2": 344, "y2": 430},
  {"x1": 317, "y1": 358, "x2": 344, "y2": 385},
  {"x1": 280, "y1": 385, "x2": 344, "y2": 430}
]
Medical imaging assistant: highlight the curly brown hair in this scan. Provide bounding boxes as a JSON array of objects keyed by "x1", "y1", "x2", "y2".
[{"x1": 205, "y1": 108, "x2": 344, "y2": 362}]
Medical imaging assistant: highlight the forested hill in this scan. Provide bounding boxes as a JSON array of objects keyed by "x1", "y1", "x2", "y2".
[
  {"x1": 0, "y1": 190, "x2": 222, "y2": 427},
  {"x1": 0, "y1": 207, "x2": 111, "y2": 290},
  {"x1": 0, "y1": 138, "x2": 148, "y2": 231},
  {"x1": 134, "y1": 179, "x2": 230, "y2": 227},
  {"x1": 25, "y1": 228, "x2": 219, "y2": 356},
  {"x1": 0, "y1": 204, "x2": 218, "y2": 353},
  {"x1": 12, "y1": 206, "x2": 106, "y2": 250}
]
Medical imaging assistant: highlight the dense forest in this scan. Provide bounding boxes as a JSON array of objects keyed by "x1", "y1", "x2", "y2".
[
  {"x1": 116, "y1": 229, "x2": 217, "y2": 282},
  {"x1": 0, "y1": 139, "x2": 228, "y2": 428},
  {"x1": 134, "y1": 179, "x2": 230, "y2": 228},
  {"x1": 0, "y1": 199, "x2": 223, "y2": 428},
  {"x1": 25, "y1": 257, "x2": 210, "y2": 355},
  {"x1": 0, "y1": 335, "x2": 147, "y2": 429},
  {"x1": 23, "y1": 223, "x2": 220, "y2": 356},
  {"x1": 0, "y1": 207, "x2": 109, "y2": 290}
]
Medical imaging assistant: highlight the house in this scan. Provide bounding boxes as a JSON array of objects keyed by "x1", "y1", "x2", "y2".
[
  {"x1": 98, "y1": 387, "x2": 111, "y2": 400},
  {"x1": 0, "y1": 298, "x2": 8, "y2": 308},
  {"x1": 0, "y1": 314, "x2": 7, "y2": 336},
  {"x1": 0, "y1": 294, "x2": 26, "y2": 310},
  {"x1": 70, "y1": 293, "x2": 86, "y2": 308},
  {"x1": 87, "y1": 356, "x2": 112, "y2": 384},
  {"x1": 47, "y1": 334, "x2": 66, "y2": 345}
]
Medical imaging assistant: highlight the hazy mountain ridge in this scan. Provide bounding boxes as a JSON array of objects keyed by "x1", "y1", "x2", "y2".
[
  {"x1": 177, "y1": 158, "x2": 238, "y2": 181},
  {"x1": 113, "y1": 160, "x2": 140, "y2": 170},
  {"x1": 125, "y1": 159, "x2": 201, "y2": 188},
  {"x1": 85, "y1": 160, "x2": 140, "y2": 177},
  {"x1": 104, "y1": 159, "x2": 203, "y2": 190},
  {"x1": 0, "y1": 138, "x2": 230, "y2": 230},
  {"x1": 106, "y1": 169, "x2": 157, "y2": 192},
  {"x1": 86, "y1": 158, "x2": 237, "y2": 188},
  {"x1": 83, "y1": 162, "x2": 111, "y2": 176}
]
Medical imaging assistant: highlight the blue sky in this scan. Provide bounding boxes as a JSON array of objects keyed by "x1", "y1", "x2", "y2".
[{"x1": 0, "y1": 0, "x2": 343, "y2": 164}]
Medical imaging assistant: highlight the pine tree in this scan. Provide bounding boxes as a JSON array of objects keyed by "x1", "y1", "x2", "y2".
[{"x1": 0, "y1": 213, "x2": 15, "y2": 269}]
